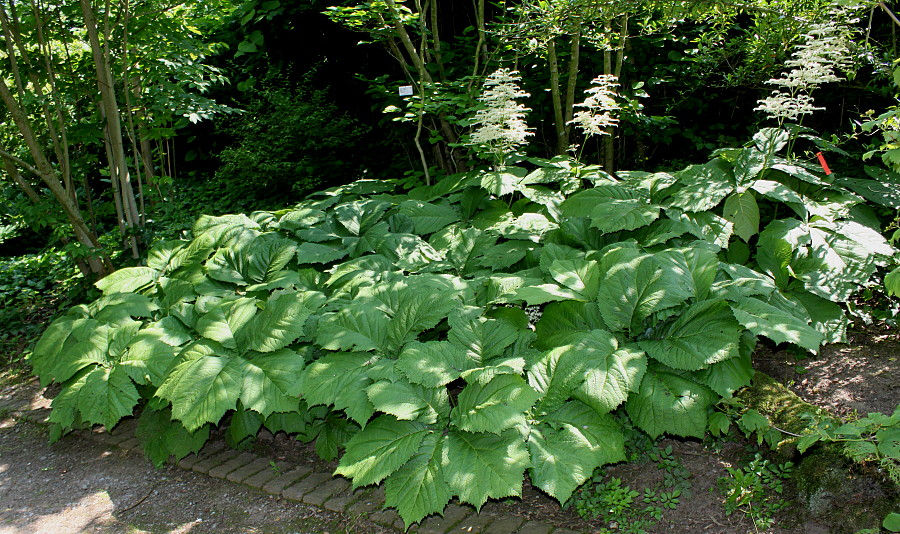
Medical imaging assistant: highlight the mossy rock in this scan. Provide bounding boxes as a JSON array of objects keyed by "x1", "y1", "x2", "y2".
[{"x1": 737, "y1": 372, "x2": 900, "y2": 533}]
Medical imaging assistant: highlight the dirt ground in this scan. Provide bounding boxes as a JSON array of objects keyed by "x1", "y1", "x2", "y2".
[{"x1": 1, "y1": 325, "x2": 898, "y2": 534}]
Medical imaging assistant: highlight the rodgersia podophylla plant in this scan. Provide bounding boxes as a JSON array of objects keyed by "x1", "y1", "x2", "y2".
[
  {"x1": 755, "y1": 17, "x2": 853, "y2": 125},
  {"x1": 468, "y1": 68, "x2": 533, "y2": 168}
]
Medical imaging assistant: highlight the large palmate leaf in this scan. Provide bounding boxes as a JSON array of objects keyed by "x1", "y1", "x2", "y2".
[
  {"x1": 729, "y1": 297, "x2": 823, "y2": 350},
  {"x1": 528, "y1": 329, "x2": 617, "y2": 414},
  {"x1": 443, "y1": 428, "x2": 529, "y2": 509},
  {"x1": 315, "y1": 303, "x2": 390, "y2": 353},
  {"x1": 335, "y1": 199, "x2": 392, "y2": 236},
  {"x1": 527, "y1": 422, "x2": 598, "y2": 504},
  {"x1": 239, "y1": 349, "x2": 305, "y2": 416},
  {"x1": 295, "y1": 351, "x2": 377, "y2": 426},
  {"x1": 137, "y1": 406, "x2": 210, "y2": 467},
  {"x1": 575, "y1": 344, "x2": 648, "y2": 414},
  {"x1": 548, "y1": 400, "x2": 626, "y2": 466},
  {"x1": 155, "y1": 340, "x2": 303, "y2": 429},
  {"x1": 589, "y1": 197, "x2": 660, "y2": 233},
  {"x1": 398, "y1": 199, "x2": 460, "y2": 235},
  {"x1": 452, "y1": 374, "x2": 539, "y2": 434},
  {"x1": 49, "y1": 365, "x2": 140, "y2": 431},
  {"x1": 723, "y1": 191, "x2": 760, "y2": 243},
  {"x1": 448, "y1": 308, "x2": 520, "y2": 363},
  {"x1": 336, "y1": 415, "x2": 428, "y2": 487},
  {"x1": 31, "y1": 318, "x2": 109, "y2": 385},
  {"x1": 195, "y1": 298, "x2": 258, "y2": 350},
  {"x1": 397, "y1": 341, "x2": 475, "y2": 388},
  {"x1": 235, "y1": 290, "x2": 325, "y2": 353},
  {"x1": 367, "y1": 380, "x2": 449, "y2": 424},
  {"x1": 625, "y1": 365, "x2": 715, "y2": 438},
  {"x1": 95, "y1": 267, "x2": 159, "y2": 295},
  {"x1": 638, "y1": 300, "x2": 742, "y2": 371},
  {"x1": 666, "y1": 159, "x2": 734, "y2": 212},
  {"x1": 207, "y1": 232, "x2": 298, "y2": 285},
  {"x1": 595, "y1": 247, "x2": 693, "y2": 333},
  {"x1": 155, "y1": 341, "x2": 244, "y2": 432},
  {"x1": 430, "y1": 224, "x2": 497, "y2": 275},
  {"x1": 118, "y1": 330, "x2": 180, "y2": 386},
  {"x1": 549, "y1": 259, "x2": 600, "y2": 296},
  {"x1": 384, "y1": 432, "x2": 451, "y2": 528},
  {"x1": 534, "y1": 301, "x2": 607, "y2": 349}
]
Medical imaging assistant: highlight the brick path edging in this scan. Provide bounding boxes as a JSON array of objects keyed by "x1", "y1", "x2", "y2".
[{"x1": 0, "y1": 404, "x2": 582, "y2": 534}]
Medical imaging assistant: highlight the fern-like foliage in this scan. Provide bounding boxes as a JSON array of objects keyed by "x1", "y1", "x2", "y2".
[{"x1": 30, "y1": 128, "x2": 896, "y2": 527}]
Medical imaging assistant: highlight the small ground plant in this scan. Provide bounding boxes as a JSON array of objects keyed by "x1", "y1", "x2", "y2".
[
  {"x1": 567, "y1": 443, "x2": 691, "y2": 533},
  {"x1": 718, "y1": 453, "x2": 795, "y2": 530}
]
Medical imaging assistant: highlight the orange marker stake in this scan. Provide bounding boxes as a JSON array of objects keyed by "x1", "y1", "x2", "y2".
[{"x1": 816, "y1": 152, "x2": 832, "y2": 175}]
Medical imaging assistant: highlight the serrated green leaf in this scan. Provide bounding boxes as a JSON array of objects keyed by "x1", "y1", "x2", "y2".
[
  {"x1": 95, "y1": 267, "x2": 159, "y2": 295},
  {"x1": 240, "y1": 350, "x2": 304, "y2": 417},
  {"x1": 226, "y1": 404, "x2": 263, "y2": 449},
  {"x1": 367, "y1": 380, "x2": 448, "y2": 424},
  {"x1": 883, "y1": 512, "x2": 900, "y2": 532},
  {"x1": 575, "y1": 344, "x2": 647, "y2": 414},
  {"x1": 480, "y1": 170, "x2": 525, "y2": 196},
  {"x1": 443, "y1": 429, "x2": 528, "y2": 509},
  {"x1": 335, "y1": 199, "x2": 391, "y2": 236},
  {"x1": 729, "y1": 297, "x2": 824, "y2": 350},
  {"x1": 695, "y1": 350, "x2": 753, "y2": 398},
  {"x1": 448, "y1": 309, "x2": 520, "y2": 364},
  {"x1": 708, "y1": 412, "x2": 732, "y2": 436},
  {"x1": 887, "y1": 267, "x2": 900, "y2": 297},
  {"x1": 385, "y1": 432, "x2": 451, "y2": 528},
  {"x1": 596, "y1": 247, "x2": 693, "y2": 333},
  {"x1": 430, "y1": 224, "x2": 496, "y2": 275},
  {"x1": 295, "y1": 351, "x2": 376, "y2": 426},
  {"x1": 515, "y1": 283, "x2": 583, "y2": 305},
  {"x1": 296, "y1": 242, "x2": 350, "y2": 264},
  {"x1": 625, "y1": 365, "x2": 715, "y2": 438},
  {"x1": 53, "y1": 365, "x2": 139, "y2": 430},
  {"x1": 236, "y1": 291, "x2": 324, "y2": 353},
  {"x1": 119, "y1": 331, "x2": 180, "y2": 386},
  {"x1": 195, "y1": 298, "x2": 258, "y2": 350},
  {"x1": 549, "y1": 259, "x2": 600, "y2": 296},
  {"x1": 547, "y1": 401, "x2": 626, "y2": 466},
  {"x1": 534, "y1": 301, "x2": 606, "y2": 349},
  {"x1": 667, "y1": 160, "x2": 734, "y2": 212},
  {"x1": 527, "y1": 423, "x2": 597, "y2": 504},
  {"x1": 147, "y1": 240, "x2": 188, "y2": 272},
  {"x1": 316, "y1": 304, "x2": 390, "y2": 353},
  {"x1": 136, "y1": 406, "x2": 210, "y2": 467},
  {"x1": 452, "y1": 374, "x2": 539, "y2": 434},
  {"x1": 155, "y1": 341, "x2": 243, "y2": 431},
  {"x1": 638, "y1": 300, "x2": 742, "y2": 371},
  {"x1": 528, "y1": 329, "x2": 618, "y2": 414},
  {"x1": 723, "y1": 191, "x2": 759, "y2": 243},
  {"x1": 398, "y1": 199, "x2": 460, "y2": 235},
  {"x1": 397, "y1": 341, "x2": 475, "y2": 388},
  {"x1": 589, "y1": 198, "x2": 660, "y2": 233},
  {"x1": 336, "y1": 415, "x2": 428, "y2": 487}
]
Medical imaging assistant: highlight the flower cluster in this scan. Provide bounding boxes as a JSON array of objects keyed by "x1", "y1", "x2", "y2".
[
  {"x1": 570, "y1": 74, "x2": 621, "y2": 137},
  {"x1": 469, "y1": 68, "x2": 533, "y2": 167},
  {"x1": 755, "y1": 20, "x2": 853, "y2": 123}
]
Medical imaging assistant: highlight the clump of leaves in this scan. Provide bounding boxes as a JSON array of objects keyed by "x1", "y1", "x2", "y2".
[
  {"x1": 718, "y1": 453, "x2": 795, "y2": 530},
  {"x1": 28, "y1": 126, "x2": 895, "y2": 527}
]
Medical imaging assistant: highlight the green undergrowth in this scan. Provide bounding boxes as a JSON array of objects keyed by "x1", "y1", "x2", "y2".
[{"x1": 27, "y1": 127, "x2": 899, "y2": 527}]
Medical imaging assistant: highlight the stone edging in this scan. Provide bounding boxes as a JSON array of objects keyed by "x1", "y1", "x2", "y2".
[{"x1": 0, "y1": 403, "x2": 581, "y2": 534}]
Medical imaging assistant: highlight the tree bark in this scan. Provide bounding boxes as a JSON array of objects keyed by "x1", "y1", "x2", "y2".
[{"x1": 81, "y1": 0, "x2": 141, "y2": 258}]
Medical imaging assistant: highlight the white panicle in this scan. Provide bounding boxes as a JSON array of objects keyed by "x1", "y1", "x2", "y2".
[
  {"x1": 469, "y1": 68, "x2": 533, "y2": 167},
  {"x1": 755, "y1": 20, "x2": 852, "y2": 123},
  {"x1": 571, "y1": 74, "x2": 621, "y2": 137}
]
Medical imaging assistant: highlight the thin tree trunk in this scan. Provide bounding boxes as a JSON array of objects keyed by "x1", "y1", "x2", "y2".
[
  {"x1": 81, "y1": 0, "x2": 140, "y2": 258},
  {"x1": 562, "y1": 24, "x2": 581, "y2": 152},
  {"x1": 548, "y1": 40, "x2": 566, "y2": 155}
]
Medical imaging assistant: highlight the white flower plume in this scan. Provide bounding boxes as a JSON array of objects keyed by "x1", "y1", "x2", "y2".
[{"x1": 468, "y1": 68, "x2": 533, "y2": 166}]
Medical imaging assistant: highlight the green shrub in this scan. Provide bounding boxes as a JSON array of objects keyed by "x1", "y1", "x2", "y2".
[
  {"x1": 214, "y1": 82, "x2": 369, "y2": 208},
  {"x1": 28, "y1": 127, "x2": 895, "y2": 527}
]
